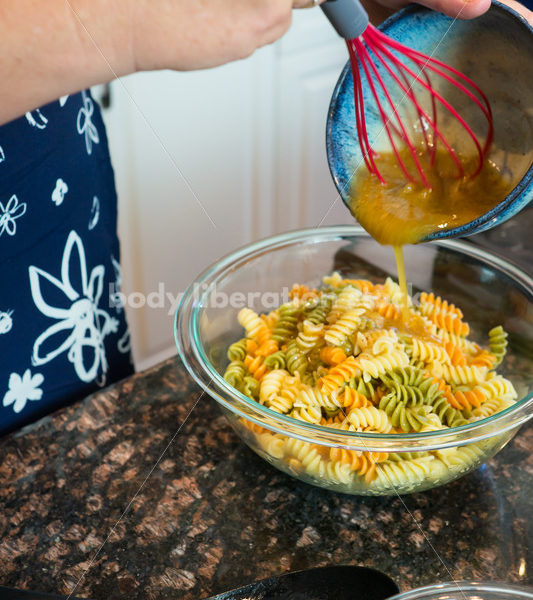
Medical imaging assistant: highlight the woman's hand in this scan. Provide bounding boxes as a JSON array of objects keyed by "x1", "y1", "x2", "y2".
[
  {"x1": 361, "y1": 0, "x2": 532, "y2": 23},
  {"x1": 132, "y1": 0, "x2": 326, "y2": 72},
  {"x1": 369, "y1": 0, "x2": 491, "y2": 20}
]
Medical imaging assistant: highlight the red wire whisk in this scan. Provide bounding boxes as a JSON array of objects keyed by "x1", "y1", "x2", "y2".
[{"x1": 321, "y1": 0, "x2": 494, "y2": 187}]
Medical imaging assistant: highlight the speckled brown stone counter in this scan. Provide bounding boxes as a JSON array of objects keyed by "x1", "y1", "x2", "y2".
[
  {"x1": 1, "y1": 208, "x2": 533, "y2": 600},
  {"x1": 0, "y1": 354, "x2": 531, "y2": 600}
]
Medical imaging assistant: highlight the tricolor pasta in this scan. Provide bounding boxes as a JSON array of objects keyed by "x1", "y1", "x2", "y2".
[{"x1": 222, "y1": 273, "x2": 517, "y2": 493}]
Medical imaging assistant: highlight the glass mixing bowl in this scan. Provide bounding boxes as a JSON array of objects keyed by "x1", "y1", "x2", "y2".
[
  {"x1": 388, "y1": 582, "x2": 533, "y2": 599},
  {"x1": 175, "y1": 226, "x2": 533, "y2": 495}
]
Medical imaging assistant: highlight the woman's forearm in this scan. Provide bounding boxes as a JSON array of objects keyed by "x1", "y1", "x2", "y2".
[
  {"x1": 0, "y1": 0, "x2": 135, "y2": 124},
  {"x1": 0, "y1": 0, "x2": 298, "y2": 125}
]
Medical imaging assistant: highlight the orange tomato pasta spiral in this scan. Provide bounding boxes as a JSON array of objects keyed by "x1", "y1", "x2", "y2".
[
  {"x1": 318, "y1": 356, "x2": 359, "y2": 394},
  {"x1": 447, "y1": 387, "x2": 487, "y2": 410},
  {"x1": 320, "y1": 346, "x2": 347, "y2": 366},
  {"x1": 244, "y1": 354, "x2": 268, "y2": 381},
  {"x1": 444, "y1": 342, "x2": 467, "y2": 366},
  {"x1": 429, "y1": 312, "x2": 470, "y2": 337}
]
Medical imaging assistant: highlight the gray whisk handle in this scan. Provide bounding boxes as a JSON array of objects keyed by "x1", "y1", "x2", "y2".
[{"x1": 321, "y1": 0, "x2": 369, "y2": 39}]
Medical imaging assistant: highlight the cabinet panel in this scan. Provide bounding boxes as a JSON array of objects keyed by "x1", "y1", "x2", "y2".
[
  {"x1": 103, "y1": 64, "x2": 260, "y2": 368},
  {"x1": 275, "y1": 16, "x2": 355, "y2": 231}
]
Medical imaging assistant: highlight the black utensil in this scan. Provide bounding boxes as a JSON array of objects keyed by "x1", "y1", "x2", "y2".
[
  {"x1": 0, "y1": 565, "x2": 398, "y2": 600},
  {"x1": 202, "y1": 565, "x2": 399, "y2": 600}
]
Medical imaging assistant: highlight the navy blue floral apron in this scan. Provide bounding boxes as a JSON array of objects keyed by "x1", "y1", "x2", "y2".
[{"x1": 0, "y1": 91, "x2": 133, "y2": 435}]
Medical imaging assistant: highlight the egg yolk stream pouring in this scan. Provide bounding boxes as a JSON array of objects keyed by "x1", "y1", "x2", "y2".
[{"x1": 320, "y1": 0, "x2": 494, "y2": 188}]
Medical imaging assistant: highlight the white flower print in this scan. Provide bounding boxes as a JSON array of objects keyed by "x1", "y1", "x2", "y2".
[
  {"x1": 77, "y1": 91, "x2": 99, "y2": 155},
  {"x1": 3, "y1": 369, "x2": 44, "y2": 414},
  {"x1": 25, "y1": 109, "x2": 48, "y2": 130},
  {"x1": 29, "y1": 230, "x2": 119, "y2": 383},
  {"x1": 88, "y1": 196, "x2": 100, "y2": 230},
  {"x1": 0, "y1": 195, "x2": 27, "y2": 237},
  {"x1": 109, "y1": 255, "x2": 123, "y2": 312},
  {"x1": 0, "y1": 309, "x2": 14, "y2": 334},
  {"x1": 0, "y1": 145, "x2": 5, "y2": 163},
  {"x1": 109, "y1": 256, "x2": 130, "y2": 354},
  {"x1": 117, "y1": 329, "x2": 131, "y2": 355},
  {"x1": 51, "y1": 178, "x2": 69, "y2": 206}
]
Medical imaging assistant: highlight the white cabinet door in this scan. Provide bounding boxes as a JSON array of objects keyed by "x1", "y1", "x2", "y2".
[
  {"x1": 102, "y1": 63, "x2": 259, "y2": 368},
  {"x1": 274, "y1": 9, "x2": 355, "y2": 232},
  {"x1": 101, "y1": 10, "x2": 354, "y2": 370}
]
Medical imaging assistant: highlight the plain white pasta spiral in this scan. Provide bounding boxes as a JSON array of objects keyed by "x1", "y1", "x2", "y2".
[
  {"x1": 259, "y1": 369, "x2": 289, "y2": 403},
  {"x1": 371, "y1": 334, "x2": 398, "y2": 355},
  {"x1": 409, "y1": 338, "x2": 451, "y2": 364},
  {"x1": 256, "y1": 433, "x2": 285, "y2": 459},
  {"x1": 322, "y1": 271, "x2": 343, "y2": 288},
  {"x1": 434, "y1": 329, "x2": 478, "y2": 354},
  {"x1": 345, "y1": 406, "x2": 392, "y2": 433},
  {"x1": 296, "y1": 320, "x2": 324, "y2": 354},
  {"x1": 471, "y1": 396, "x2": 516, "y2": 419},
  {"x1": 356, "y1": 329, "x2": 396, "y2": 354},
  {"x1": 237, "y1": 307, "x2": 265, "y2": 339},
  {"x1": 290, "y1": 406, "x2": 322, "y2": 424},
  {"x1": 327, "y1": 286, "x2": 362, "y2": 324},
  {"x1": 383, "y1": 277, "x2": 406, "y2": 306},
  {"x1": 265, "y1": 375, "x2": 302, "y2": 413},
  {"x1": 355, "y1": 350, "x2": 410, "y2": 381},
  {"x1": 294, "y1": 386, "x2": 337, "y2": 410},
  {"x1": 433, "y1": 446, "x2": 471, "y2": 468},
  {"x1": 433, "y1": 444, "x2": 465, "y2": 467},
  {"x1": 429, "y1": 363, "x2": 488, "y2": 385},
  {"x1": 371, "y1": 456, "x2": 435, "y2": 489},
  {"x1": 283, "y1": 438, "x2": 326, "y2": 478},
  {"x1": 477, "y1": 375, "x2": 517, "y2": 401},
  {"x1": 266, "y1": 394, "x2": 294, "y2": 413},
  {"x1": 325, "y1": 460, "x2": 353, "y2": 485},
  {"x1": 443, "y1": 443, "x2": 487, "y2": 469},
  {"x1": 324, "y1": 308, "x2": 366, "y2": 346}
]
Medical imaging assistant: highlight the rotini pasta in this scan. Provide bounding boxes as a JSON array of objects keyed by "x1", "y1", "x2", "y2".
[
  {"x1": 271, "y1": 303, "x2": 301, "y2": 345},
  {"x1": 318, "y1": 356, "x2": 360, "y2": 394},
  {"x1": 285, "y1": 341, "x2": 308, "y2": 377},
  {"x1": 296, "y1": 319, "x2": 325, "y2": 354},
  {"x1": 353, "y1": 349, "x2": 409, "y2": 381},
  {"x1": 223, "y1": 272, "x2": 517, "y2": 493},
  {"x1": 259, "y1": 369, "x2": 288, "y2": 404},
  {"x1": 325, "y1": 308, "x2": 366, "y2": 346},
  {"x1": 371, "y1": 456, "x2": 437, "y2": 490},
  {"x1": 238, "y1": 308, "x2": 271, "y2": 344},
  {"x1": 320, "y1": 346, "x2": 347, "y2": 366},
  {"x1": 227, "y1": 338, "x2": 248, "y2": 362},
  {"x1": 344, "y1": 406, "x2": 392, "y2": 433},
  {"x1": 327, "y1": 285, "x2": 362, "y2": 324},
  {"x1": 264, "y1": 351, "x2": 287, "y2": 370},
  {"x1": 489, "y1": 325, "x2": 508, "y2": 366},
  {"x1": 406, "y1": 338, "x2": 451, "y2": 364}
]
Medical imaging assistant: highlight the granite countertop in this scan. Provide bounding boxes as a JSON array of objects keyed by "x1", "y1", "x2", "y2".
[
  {"x1": 0, "y1": 207, "x2": 532, "y2": 600},
  {"x1": 0, "y1": 355, "x2": 532, "y2": 600}
]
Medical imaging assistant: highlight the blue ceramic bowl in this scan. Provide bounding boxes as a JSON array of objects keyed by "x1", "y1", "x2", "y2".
[{"x1": 326, "y1": 1, "x2": 533, "y2": 240}]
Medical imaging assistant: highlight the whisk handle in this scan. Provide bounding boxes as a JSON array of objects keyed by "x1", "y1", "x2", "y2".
[{"x1": 321, "y1": 0, "x2": 369, "y2": 39}]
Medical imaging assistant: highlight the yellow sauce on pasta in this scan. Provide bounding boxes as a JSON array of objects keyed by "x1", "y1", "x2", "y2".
[
  {"x1": 394, "y1": 245, "x2": 409, "y2": 319},
  {"x1": 391, "y1": 244, "x2": 437, "y2": 341}
]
